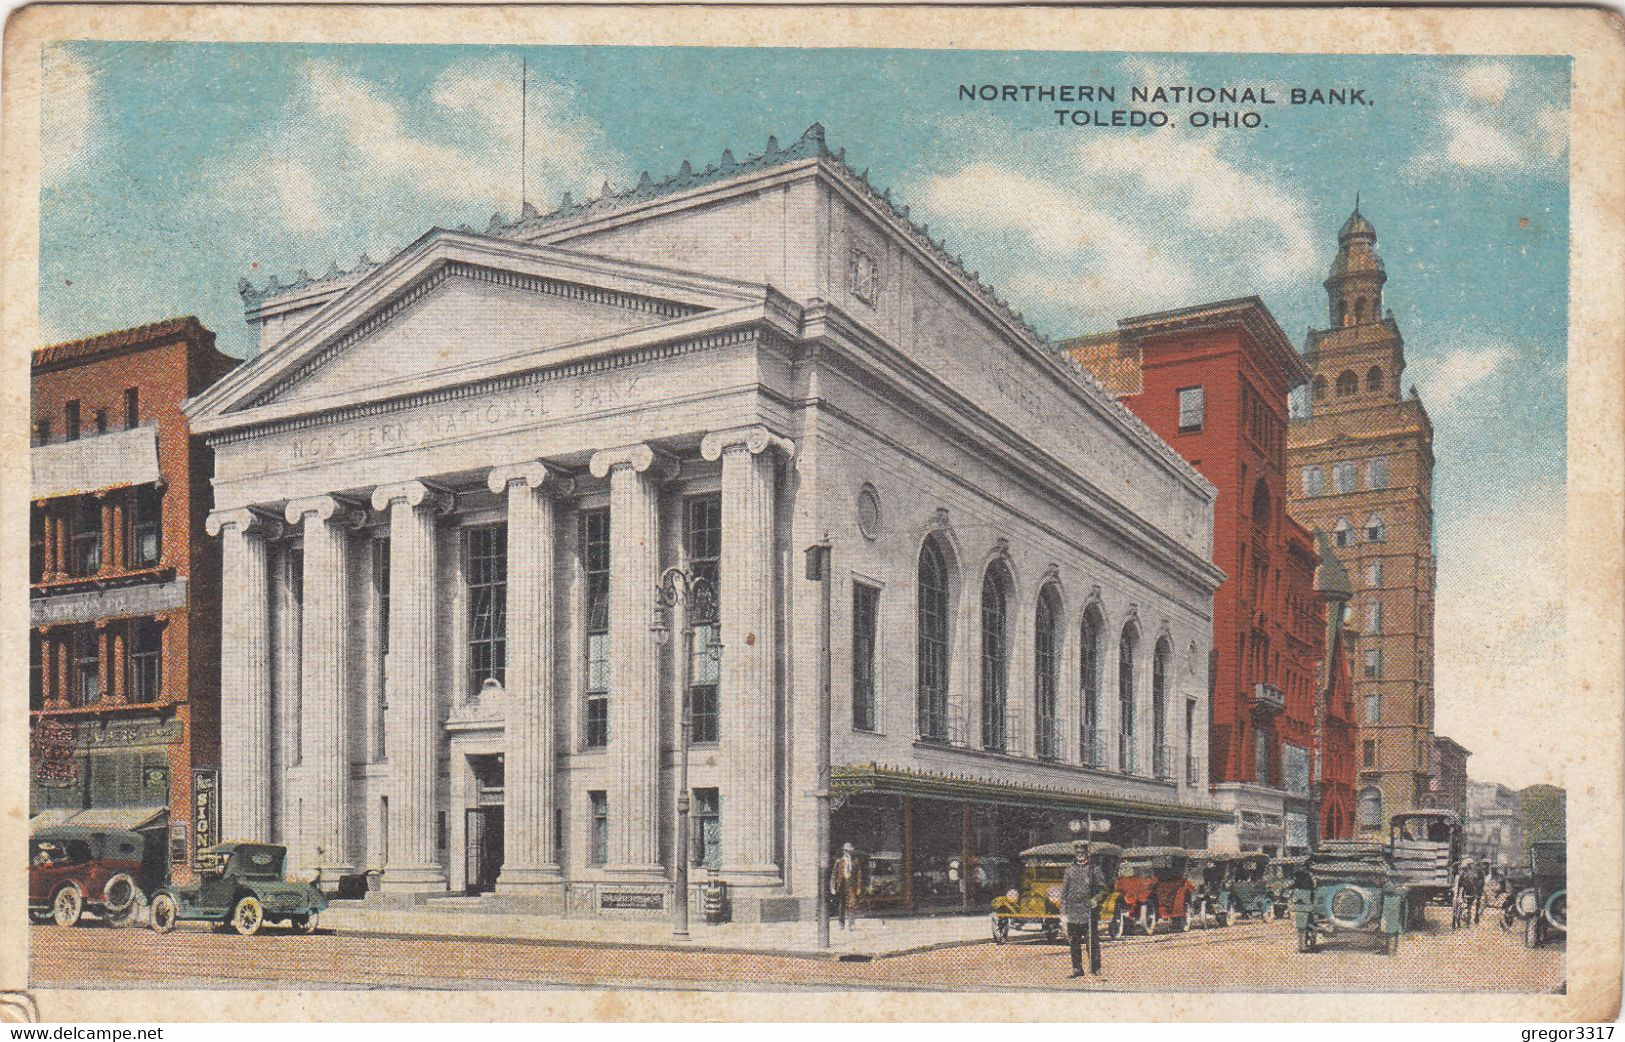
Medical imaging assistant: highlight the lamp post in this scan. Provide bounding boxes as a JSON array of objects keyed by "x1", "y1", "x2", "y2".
[
  {"x1": 652, "y1": 565, "x2": 717, "y2": 941},
  {"x1": 805, "y1": 541, "x2": 833, "y2": 950}
]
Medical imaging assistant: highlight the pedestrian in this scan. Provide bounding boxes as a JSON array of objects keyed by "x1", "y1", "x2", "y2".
[
  {"x1": 1061, "y1": 840, "x2": 1105, "y2": 979},
  {"x1": 829, "y1": 842, "x2": 864, "y2": 930}
]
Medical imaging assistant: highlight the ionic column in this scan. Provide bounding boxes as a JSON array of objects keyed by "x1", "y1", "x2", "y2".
[
  {"x1": 588, "y1": 443, "x2": 676, "y2": 875},
  {"x1": 701, "y1": 426, "x2": 794, "y2": 879},
  {"x1": 98, "y1": 494, "x2": 115, "y2": 576},
  {"x1": 285, "y1": 495, "x2": 366, "y2": 877},
  {"x1": 206, "y1": 507, "x2": 279, "y2": 843},
  {"x1": 52, "y1": 632, "x2": 69, "y2": 707},
  {"x1": 370, "y1": 481, "x2": 453, "y2": 891},
  {"x1": 109, "y1": 624, "x2": 127, "y2": 705},
  {"x1": 95, "y1": 623, "x2": 110, "y2": 704},
  {"x1": 488, "y1": 462, "x2": 570, "y2": 890}
]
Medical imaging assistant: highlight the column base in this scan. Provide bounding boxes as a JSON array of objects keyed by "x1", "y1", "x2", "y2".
[
  {"x1": 496, "y1": 864, "x2": 564, "y2": 890},
  {"x1": 380, "y1": 865, "x2": 449, "y2": 893},
  {"x1": 604, "y1": 863, "x2": 668, "y2": 883},
  {"x1": 720, "y1": 864, "x2": 784, "y2": 885}
]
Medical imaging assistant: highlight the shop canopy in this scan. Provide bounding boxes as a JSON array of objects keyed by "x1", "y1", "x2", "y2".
[
  {"x1": 832, "y1": 764, "x2": 1230, "y2": 824},
  {"x1": 29, "y1": 806, "x2": 167, "y2": 834},
  {"x1": 32, "y1": 425, "x2": 161, "y2": 500}
]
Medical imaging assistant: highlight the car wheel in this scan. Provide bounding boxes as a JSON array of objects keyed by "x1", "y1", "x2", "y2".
[
  {"x1": 991, "y1": 916, "x2": 1008, "y2": 945},
  {"x1": 107, "y1": 890, "x2": 148, "y2": 929},
  {"x1": 51, "y1": 884, "x2": 84, "y2": 927},
  {"x1": 291, "y1": 914, "x2": 318, "y2": 934},
  {"x1": 1297, "y1": 928, "x2": 1317, "y2": 953},
  {"x1": 1217, "y1": 909, "x2": 1230, "y2": 928},
  {"x1": 1043, "y1": 926, "x2": 1059, "y2": 943},
  {"x1": 149, "y1": 893, "x2": 178, "y2": 934},
  {"x1": 1109, "y1": 908, "x2": 1127, "y2": 940},
  {"x1": 1384, "y1": 932, "x2": 1400, "y2": 956},
  {"x1": 1524, "y1": 912, "x2": 1543, "y2": 949},
  {"x1": 1175, "y1": 915, "x2": 1190, "y2": 933},
  {"x1": 230, "y1": 896, "x2": 264, "y2": 937}
]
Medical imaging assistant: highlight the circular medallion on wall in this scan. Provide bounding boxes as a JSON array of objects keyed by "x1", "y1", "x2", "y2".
[{"x1": 857, "y1": 483, "x2": 882, "y2": 540}]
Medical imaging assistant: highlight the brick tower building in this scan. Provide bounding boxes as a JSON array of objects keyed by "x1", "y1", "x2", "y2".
[{"x1": 1286, "y1": 203, "x2": 1438, "y2": 837}]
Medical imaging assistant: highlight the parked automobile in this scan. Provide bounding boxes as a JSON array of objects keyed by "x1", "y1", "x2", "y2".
[
  {"x1": 29, "y1": 826, "x2": 167, "y2": 927},
  {"x1": 1187, "y1": 852, "x2": 1230, "y2": 928},
  {"x1": 1113, "y1": 847, "x2": 1195, "y2": 935},
  {"x1": 1291, "y1": 840, "x2": 1407, "y2": 955},
  {"x1": 1498, "y1": 865, "x2": 1536, "y2": 933},
  {"x1": 1226, "y1": 852, "x2": 1275, "y2": 921},
  {"x1": 1389, "y1": 811, "x2": 1462, "y2": 926},
  {"x1": 989, "y1": 842, "x2": 1121, "y2": 944},
  {"x1": 1267, "y1": 856, "x2": 1308, "y2": 919},
  {"x1": 1522, "y1": 840, "x2": 1566, "y2": 949},
  {"x1": 149, "y1": 842, "x2": 327, "y2": 936}
]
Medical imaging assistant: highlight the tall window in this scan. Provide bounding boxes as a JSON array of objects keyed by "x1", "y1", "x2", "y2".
[
  {"x1": 127, "y1": 485, "x2": 161, "y2": 567},
  {"x1": 581, "y1": 510, "x2": 610, "y2": 748},
  {"x1": 1366, "y1": 600, "x2": 1383, "y2": 634},
  {"x1": 34, "y1": 418, "x2": 52, "y2": 445},
  {"x1": 72, "y1": 624, "x2": 100, "y2": 705},
  {"x1": 72, "y1": 498, "x2": 101, "y2": 576},
  {"x1": 127, "y1": 619, "x2": 162, "y2": 703},
  {"x1": 465, "y1": 525, "x2": 507, "y2": 697},
  {"x1": 1079, "y1": 607, "x2": 1104, "y2": 766},
  {"x1": 1364, "y1": 693, "x2": 1381, "y2": 723},
  {"x1": 1177, "y1": 386, "x2": 1205, "y2": 434},
  {"x1": 1033, "y1": 586, "x2": 1060, "y2": 760},
  {"x1": 65, "y1": 400, "x2": 81, "y2": 441},
  {"x1": 916, "y1": 538, "x2": 951, "y2": 741},
  {"x1": 684, "y1": 496, "x2": 722, "y2": 745},
  {"x1": 123, "y1": 388, "x2": 140, "y2": 429},
  {"x1": 852, "y1": 582, "x2": 880, "y2": 732},
  {"x1": 1363, "y1": 647, "x2": 1382, "y2": 679},
  {"x1": 1367, "y1": 366, "x2": 1384, "y2": 392},
  {"x1": 30, "y1": 633, "x2": 44, "y2": 710},
  {"x1": 1152, "y1": 638, "x2": 1171, "y2": 779},
  {"x1": 1335, "y1": 371, "x2": 1358, "y2": 397},
  {"x1": 373, "y1": 537, "x2": 390, "y2": 761},
  {"x1": 1118, "y1": 624, "x2": 1138, "y2": 773},
  {"x1": 693, "y1": 788, "x2": 721, "y2": 870},
  {"x1": 1254, "y1": 723, "x2": 1272, "y2": 785},
  {"x1": 1334, "y1": 518, "x2": 1355, "y2": 548},
  {"x1": 1333, "y1": 462, "x2": 1358, "y2": 494},
  {"x1": 1184, "y1": 699, "x2": 1197, "y2": 784},
  {"x1": 1367, "y1": 456, "x2": 1390, "y2": 490},
  {"x1": 1362, "y1": 739, "x2": 1376, "y2": 768},
  {"x1": 1366, "y1": 560, "x2": 1383, "y2": 587},
  {"x1": 588, "y1": 791, "x2": 609, "y2": 865},
  {"x1": 30, "y1": 507, "x2": 44, "y2": 584},
  {"x1": 1364, "y1": 513, "x2": 1388, "y2": 543},
  {"x1": 979, "y1": 562, "x2": 1010, "y2": 752},
  {"x1": 1302, "y1": 466, "x2": 1325, "y2": 496}
]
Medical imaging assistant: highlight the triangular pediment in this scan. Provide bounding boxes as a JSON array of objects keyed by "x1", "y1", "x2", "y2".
[{"x1": 189, "y1": 230, "x2": 773, "y2": 428}]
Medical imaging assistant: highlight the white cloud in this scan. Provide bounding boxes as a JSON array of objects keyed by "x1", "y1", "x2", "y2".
[
  {"x1": 1117, "y1": 55, "x2": 1194, "y2": 88},
  {"x1": 1461, "y1": 62, "x2": 1513, "y2": 105},
  {"x1": 1408, "y1": 342, "x2": 1514, "y2": 411},
  {"x1": 1406, "y1": 63, "x2": 1567, "y2": 178},
  {"x1": 41, "y1": 46, "x2": 97, "y2": 186},
  {"x1": 916, "y1": 130, "x2": 1315, "y2": 328},
  {"x1": 267, "y1": 159, "x2": 331, "y2": 234}
]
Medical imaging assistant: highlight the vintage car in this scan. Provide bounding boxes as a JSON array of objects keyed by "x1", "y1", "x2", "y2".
[
  {"x1": 1112, "y1": 847, "x2": 1195, "y2": 935},
  {"x1": 1291, "y1": 840, "x2": 1407, "y2": 955},
  {"x1": 1389, "y1": 810, "x2": 1462, "y2": 925},
  {"x1": 29, "y1": 826, "x2": 167, "y2": 927},
  {"x1": 1186, "y1": 852, "x2": 1229, "y2": 928},
  {"x1": 1227, "y1": 852, "x2": 1275, "y2": 921},
  {"x1": 149, "y1": 842, "x2": 327, "y2": 936},
  {"x1": 1267, "y1": 856, "x2": 1308, "y2": 919},
  {"x1": 990, "y1": 842, "x2": 1121, "y2": 944},
  {"x1": 1521, "y1": 840, "x2": 1566, "y2": 949}
]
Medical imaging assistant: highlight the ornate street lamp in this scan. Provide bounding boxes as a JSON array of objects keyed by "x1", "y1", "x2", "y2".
[{"x1": 652, "y1": 565, "x2": 718, "y2": 940}]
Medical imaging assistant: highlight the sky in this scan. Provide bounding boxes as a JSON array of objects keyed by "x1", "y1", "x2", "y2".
[{"x1": 38, "y1": 43, "x2": 1570, "y2": 788}]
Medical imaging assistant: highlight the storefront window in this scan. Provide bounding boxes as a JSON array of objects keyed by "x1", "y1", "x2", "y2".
[
  {"x1": 464, "y1": 524, "x2": 507, "y2": 697},
  {"x1": 916, "y1": 538, "x2": 950, "y2": 741},
  {"x1": 684, "y1": 495, "x2": 721, "y2": 745},
  {"x1": 979, "y1": 563, "x2": 1010, "y2": 752},
  {"x1": 1034, "y1": 586, "x2": 1060, "y2": 759},
  {"x1": 582, "y1": 510, "x2": 610, "y2": 748}
]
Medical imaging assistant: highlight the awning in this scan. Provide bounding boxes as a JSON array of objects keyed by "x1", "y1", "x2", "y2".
[
  {"x1": 32, "y1": 425, "x2": 161, "y2": 500},
  {"x1": 833, "y1": 763, "x2": 1231, "y2": 824},
  {"x1": 30, "y1": 806, "x2": 168, "y2": 833}
]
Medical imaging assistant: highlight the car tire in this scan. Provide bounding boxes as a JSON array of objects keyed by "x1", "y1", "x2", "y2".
[
  {"x1": 230, "y1": 896, "x2": 264, "y2": 937},
  {"x1": 991, "y1": 916, "x2": 1008, "y2": 945},
  {"x1": 290, "y1": 914, "x2": 318, "y2": 935},
  {"x1": 51, "y1": 884, "x2": 84, "y2": 927},
  {"x1": 1175, "y1": 915, "x2": 1190, "y2": 933},
  {"x1": 1297, "y1": 928, "x2": 1317, "y2": 953},
  {"x1": 1109, "y1": 908, "x2": 1127, "y2": 940},
  {"x1": 150, "y1": 893, "x2": 178, "y2": 934},
  {"x1": 1384, "y1": 932, "x2": 1400, "y2": 956},
  {"x1": 107, "y1": 889, "x2": 148, "y2": 929}
]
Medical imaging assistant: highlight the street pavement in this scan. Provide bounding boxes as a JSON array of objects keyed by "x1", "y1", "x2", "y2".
[{"x1": 28, "y1": 908, "x2": 1563, "y2": 993}]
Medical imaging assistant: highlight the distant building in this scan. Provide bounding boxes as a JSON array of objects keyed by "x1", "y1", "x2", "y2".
[
  {"x1": 29, "y1": 317, "x2": 238, "y2": 880},
  {"x1": 1287, "y1": 203, "x2": 1438, "y2": 837},
  {"x1": 1519, "y1": 784, "x2": 1567, "y2": 854},
  {"x1": 1465, "y1": 780, "x2": 1524, "y2": 870},
  {"x1": 1430, "y1": 735, "x2": 1471, "y2": 821},
  {"x1": 1312, "y1": 532, "x2": 1359, "y2": 842},
  {"x1": 1067, "y1": 297, "x2": 1328, "y2": 856}
]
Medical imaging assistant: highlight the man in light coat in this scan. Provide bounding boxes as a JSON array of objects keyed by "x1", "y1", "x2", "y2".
[
  {"x1": 829, "y1": 842, "x2": 864, "y2": 930},
  {"x1": 1061, "y1": 841, "x2": 1106, "y2": 978}
]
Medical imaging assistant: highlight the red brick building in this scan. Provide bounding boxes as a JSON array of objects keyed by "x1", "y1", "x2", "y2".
[
  {"x1": 1069, "y1": 298, "x2": 1337, "y2": 854},
  {"x1": 1312, "y1": 531, "x2": 1359, "y2": 842},
  {"x1": 30, "y1": 317, "x2": 238, "y2": 879}
]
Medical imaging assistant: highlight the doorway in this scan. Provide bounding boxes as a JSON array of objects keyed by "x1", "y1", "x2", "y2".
[{"x1": 464, "y1": 807, "x2": 504, "y2": 895}]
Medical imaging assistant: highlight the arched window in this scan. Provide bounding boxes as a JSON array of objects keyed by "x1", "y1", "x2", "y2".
[
  {"x1": 1367, "y1": 366, "x2": 1384, "y2": 392},
  {"x1": 1336, "y1": 370, "x2": 1359, "y2": 397},
  {"x1": 1364, "y1": 513, "x2": 1388, "y2": 543},
  {"x1": 1118, "y1": 623, "x2": 1139, "y2": 774},
  {"x1": 1152, "y1": 637, "x2": 1171, "y2": 779},
  {"x1": 1034, "y1": 585, "x2": 1061, "y2": 760},
  {"x1": 1251, "y1": 479, "x2": 1271, "y2": 527},
  {"x1": 1334, "y1": 517, "x2": 1355, "y2": 548},
  {"x1": 916, "y1": 537, "x2": 951, "y2": 741},
  {"x1": 980, "y1": 561, "x2": 1011, "y2": 753},
  {"x1": 1302, "y1": 466, "x2": 1325, "y2": 496},
  {"x1": 1079, "y1": 606, "x2": 1104, "y2": 767},
  {"x1": 1357, "y1": 787, "x2": 1384, "y2": 829},
  {"x1": 1311, "y1": 375, "x2": 1328, "y2": 400}
]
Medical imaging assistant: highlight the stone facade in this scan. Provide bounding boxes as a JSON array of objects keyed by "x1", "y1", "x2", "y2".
[
  {"x1": 189, "y1": 126, "x2": 1226, "y2": 919},
  {"x1": 1286, "y1": 205, "x2": 1439, "y2": 837},
  {"x1": 1465, "y1": 780, "x2": 1524, "y2": 870}
]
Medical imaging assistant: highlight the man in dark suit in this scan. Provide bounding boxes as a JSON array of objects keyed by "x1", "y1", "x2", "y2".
[
  {"x1": 1061, "y1": 840, "x2": 1105, "y2": 978},
  {"x1": 829, "y1": 842, "x2": 864, "y2": 930}
]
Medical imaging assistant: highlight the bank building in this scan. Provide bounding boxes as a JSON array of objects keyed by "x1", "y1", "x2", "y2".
[{"x1": 189, "y1": 124, "x2": 1227, "y2": 920}]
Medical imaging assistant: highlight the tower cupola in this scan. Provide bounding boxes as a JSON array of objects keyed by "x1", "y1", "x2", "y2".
[{"x1": 1324, "y1": 196, "x2": 1387, "y2": 329}]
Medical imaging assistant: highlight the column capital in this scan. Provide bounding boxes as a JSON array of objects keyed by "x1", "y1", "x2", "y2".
[
  {"x1": 206, "y1": 507, "x2": 284, "y2": 540},
  {"x1": 486, "y1": 460, "x2": 572, "y2": 498},
  {"x1": 370, "y1": 480, "x2": 455, "y2": 515},
  {"x1": 285, "y1": 494, "x2": 368, "y2": 530},
  {"x1": 588, "y1": 443, "x2": 679, "y2": 482},
  {"x1": 700, "y1": 425, "x2": 796, "y2": 463}
]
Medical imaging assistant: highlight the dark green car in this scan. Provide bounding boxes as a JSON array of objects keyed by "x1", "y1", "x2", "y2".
[
  {"x1": 149, "y1": 843, "x2": 327, "y2": 936},
  {"x1": 1291, "y1": 841, "x2": 1407, "y2": 955}
]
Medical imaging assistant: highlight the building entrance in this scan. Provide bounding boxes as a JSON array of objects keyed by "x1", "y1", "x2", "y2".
[{"x1": 464, "y1": 807, "x2": 503, "y2": 895}]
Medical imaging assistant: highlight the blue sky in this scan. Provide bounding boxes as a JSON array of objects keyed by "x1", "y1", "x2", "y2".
[{"x1": 39, "y1": 43, "x2": 1569, "y2": 787}]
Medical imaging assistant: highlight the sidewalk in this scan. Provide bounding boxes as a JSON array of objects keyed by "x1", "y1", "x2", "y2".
[{"x1": 318, "y1": 902, "x2": 993, "y2": 960}]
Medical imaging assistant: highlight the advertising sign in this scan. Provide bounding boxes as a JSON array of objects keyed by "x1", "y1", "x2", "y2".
[{"x1": 193, "y1": 768, "x2": 220, "y2": 863}]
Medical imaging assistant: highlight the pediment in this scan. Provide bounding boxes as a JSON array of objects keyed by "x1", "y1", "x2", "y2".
[{"x1": 265, "y1": 264, "x2": 705, "y2": 407}]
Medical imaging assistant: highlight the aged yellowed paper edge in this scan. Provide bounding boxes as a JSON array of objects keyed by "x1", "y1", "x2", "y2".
[{"x1": 1, "y1": 3, "x2": 1620, "y2": 1023}]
